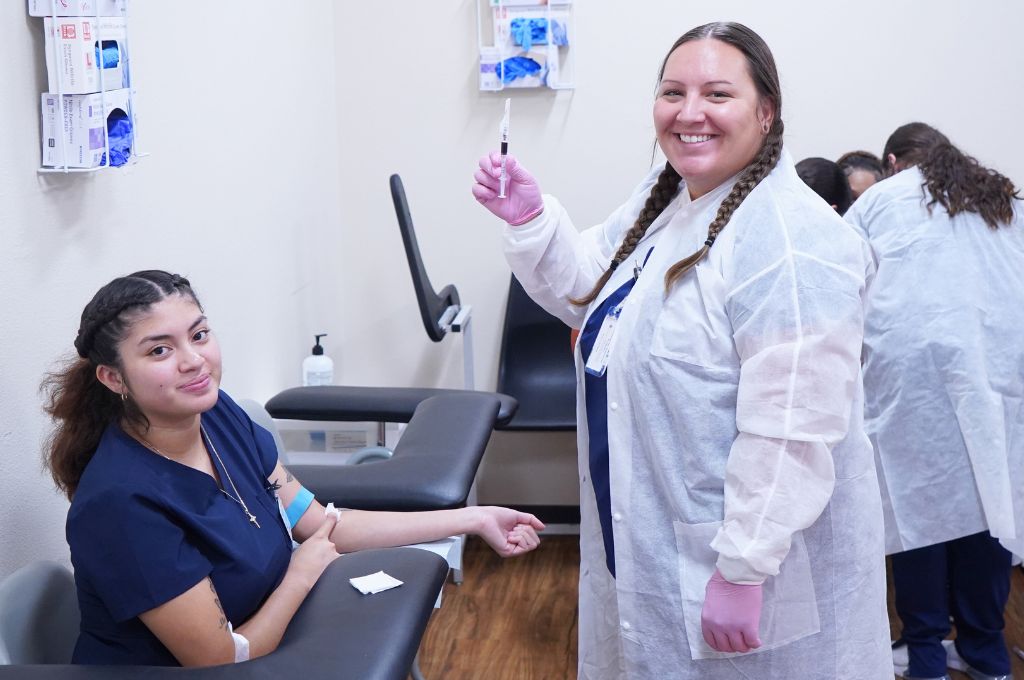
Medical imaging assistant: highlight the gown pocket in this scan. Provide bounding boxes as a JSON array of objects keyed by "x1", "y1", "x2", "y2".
[
  {"x1": 650, "y1": 264, "x2": 735, "y2": 371},
  {"x1": 672, "y1": 520, "x2": 820, "y2": 660}
]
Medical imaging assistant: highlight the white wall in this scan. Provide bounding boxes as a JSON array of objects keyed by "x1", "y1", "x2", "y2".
[
  {"x1": 0, "y1": 1, "x2": 342, "y2": 579},
  {"x1": 3, "y1": 1, "x2": 1023, "y2": 580},
  {"x1": 328, "y1": 0, "x2": 1024, "y2": 508}
]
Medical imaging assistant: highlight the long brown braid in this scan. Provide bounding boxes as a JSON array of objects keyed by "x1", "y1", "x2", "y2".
[
  {"x1": 571, "y1": 163, "x2": 682, "y2": 306},
  {"x1": 665, "y1": 122, "x2": 784, "y2": 289},
  {"x1": 571, "y1": 22, "x2": 785, "y2": 305}
]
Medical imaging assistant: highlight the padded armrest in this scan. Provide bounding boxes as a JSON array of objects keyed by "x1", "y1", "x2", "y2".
[
  {"x1": 242, "y1": 548, "x2": 447, "y2": 679},
  {"x1": 265, "y1": 385, "x2": 518, "y2": 428},
  {"x1": 0, "y1": 549, "x2": 448, "y2": 680},
  {"x1": 288, "y1": 393, "x2": 498, "y2": 510}
]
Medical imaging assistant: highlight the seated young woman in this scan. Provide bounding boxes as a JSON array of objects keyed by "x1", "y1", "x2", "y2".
[{"x1": 42, "y1": 270, "x2": 544, "y2": 667}]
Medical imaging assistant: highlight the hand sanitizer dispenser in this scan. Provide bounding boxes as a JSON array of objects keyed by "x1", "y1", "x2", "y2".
[{"x1": 302, "y1": 334, "x2": 334, "y2": 386}]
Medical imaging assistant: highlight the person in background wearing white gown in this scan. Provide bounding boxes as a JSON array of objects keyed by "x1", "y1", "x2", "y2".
[{"x1": 846, "y1": 122, "x2": 1023, "y2": 680}]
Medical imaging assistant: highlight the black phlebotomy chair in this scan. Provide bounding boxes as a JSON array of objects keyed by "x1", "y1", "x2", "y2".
[
  {"x1": 491, "y1": 275, "x2": 579, "y2": 525},
  {"x1": 395, "y1": 174, "x2": 577, "y2": 524},
  {"x1": 0, "y1": 549, "x2": 448, "y2": 679},
  {"x1": 495, "y1": 275, "x2": 577, "y2": 432}
]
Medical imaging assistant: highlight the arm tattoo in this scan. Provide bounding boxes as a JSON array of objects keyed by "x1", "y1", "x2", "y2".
[{"x1": 208, "y1": 577, "x2": 227, "y2": 630}]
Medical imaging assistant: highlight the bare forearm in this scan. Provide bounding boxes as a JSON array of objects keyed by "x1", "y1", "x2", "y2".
[
  {"x1": 235, "y1": 575, "x2": 310, "y2": 658},
  {"x1": 141, "y1": 572, "x2": 314, "y2": 667},
  {"x1": 330, "y1": 507, "x2": 478, "y2": 552}
]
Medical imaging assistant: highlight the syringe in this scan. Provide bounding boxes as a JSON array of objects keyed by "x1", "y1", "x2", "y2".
[{"x1": 498, "y1": 98, "x2": 511, "y2": 198}]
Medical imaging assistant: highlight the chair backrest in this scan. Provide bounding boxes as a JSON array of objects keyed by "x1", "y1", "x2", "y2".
[
  {"x1": 390, "y1": 174, "x2": 461, "y2": 343},
  {"x1": 0, "y1": 561, "x2": 80, "y2": 665},
  {"x1": 495, "y1": 275, "x2": 577, "y2": 431},
  {"x1": 237, "y1": 398, "x2": 290, "y2": 467}
]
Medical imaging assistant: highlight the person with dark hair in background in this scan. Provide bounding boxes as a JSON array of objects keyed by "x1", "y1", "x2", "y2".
[
  {"x1": 838, "y1": 150, "x2": 885, "y2": 201},
  {"x1": 471, "y1": 21, "x2": 891, "y2": 680},
  {"x1": 847, "y1": 122, "x2": 1023, "y2": 680},
  {"x1": 43, "y1": 270, "x2": 544, "y2": 667},
  {"x1": 796, "y1": 156, "x2": 854, "y2": 214}
]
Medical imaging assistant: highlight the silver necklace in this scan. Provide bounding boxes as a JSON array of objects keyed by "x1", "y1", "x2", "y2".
[
  {"x1": 135, "y1": 425, "x2": 261, "y2": 529},
  {"x1": 201, "y1": 426, "x2": 261, "y2": 528}
]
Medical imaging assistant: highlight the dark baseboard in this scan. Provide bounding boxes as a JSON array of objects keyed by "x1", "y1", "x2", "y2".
[{"x1": 508, "y1": 504, "x2": 581, "y2": 525}]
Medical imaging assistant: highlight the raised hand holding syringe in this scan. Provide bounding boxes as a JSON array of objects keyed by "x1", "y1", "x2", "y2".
[{"x1": 471, "y1": 99, "x2": 543, "y2": 227}]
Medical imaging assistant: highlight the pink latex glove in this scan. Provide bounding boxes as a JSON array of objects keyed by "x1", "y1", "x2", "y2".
[
  {"x1": 471, "y1": 151, "x2": 544, "y2": 226},
  {"x1": 700, "y1": 569, "x2": 763, "y2": 653}
]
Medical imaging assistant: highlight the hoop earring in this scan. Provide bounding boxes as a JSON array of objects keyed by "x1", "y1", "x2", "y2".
[{"x1": 121, "y1": 388, "x2": 128, "y2": 403}]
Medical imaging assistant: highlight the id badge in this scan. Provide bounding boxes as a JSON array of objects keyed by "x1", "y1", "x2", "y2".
[{"x1": 584, "y1": 305, "x2": 622, "y2": 377}]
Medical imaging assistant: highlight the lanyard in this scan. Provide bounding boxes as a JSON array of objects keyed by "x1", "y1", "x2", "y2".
[{"x1": 584, "y1": 248, "x2": 654, "y2": 377}]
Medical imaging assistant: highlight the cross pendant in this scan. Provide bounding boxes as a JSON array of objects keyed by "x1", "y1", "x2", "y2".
[{"x1": 247, "y1": 512, "x2": 261, "y2": 528}]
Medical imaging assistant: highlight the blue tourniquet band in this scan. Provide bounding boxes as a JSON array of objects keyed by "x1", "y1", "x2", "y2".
[{"x1": 285, "y1": 486, "x2": 315, "y2": 528}]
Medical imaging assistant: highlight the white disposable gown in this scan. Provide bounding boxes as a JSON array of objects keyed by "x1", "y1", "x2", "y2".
[
  {"x1": 502, "y1": 152, "x2": 892, "y2": 679},
  {"x1": 846, "y1": 167, "x2": 1024, "y2": 557}
]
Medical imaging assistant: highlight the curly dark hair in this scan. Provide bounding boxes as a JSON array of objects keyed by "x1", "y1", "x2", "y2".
[
  {"x1": 883, "y1": 122, "x2": 1019, "y2": 229},
  {"x1": 41, "y1": 271, "x2": 201, "y2": 499}
]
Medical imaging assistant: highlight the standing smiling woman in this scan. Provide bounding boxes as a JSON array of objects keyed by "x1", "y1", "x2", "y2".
[
  {"x1": 472, "y1": 22, "x2": 891, "y2": 679},
  {"x1": 42, "y1": 270, "x2": 543, "y2": 667}
]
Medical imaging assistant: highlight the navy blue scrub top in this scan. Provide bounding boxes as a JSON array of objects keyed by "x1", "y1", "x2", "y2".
[
  {"x1": 579, "y1": 248, "x2": 652, "y2": 578},
  {"x1": 66, "y1": 391, "x2": 293, "y2": 666}
]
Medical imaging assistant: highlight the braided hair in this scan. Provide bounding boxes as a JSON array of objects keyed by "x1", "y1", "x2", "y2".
[
  {"x1": 571, "y1": 163, "x2": 682, "y2": 305},
  {"x1": 883, "y1": 122, "x2": 1020, "y2": 229},
  {"x1": 41, "y1": 271, "x2": 201, "y2": 499},
  {"x1": 665, "y1": 123, "x2": 783, "y2": 288},
  {"x1": 572, "y1": 22, "x2": 784, "y2": 305}
]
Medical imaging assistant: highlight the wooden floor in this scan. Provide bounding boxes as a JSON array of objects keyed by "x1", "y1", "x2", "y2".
[
  {"x1": 417, "y1": 536, "x2": 579, "y2": 679},
  {"x1": 417, "y1": 536, "x2": 1024, "y2": 680}
]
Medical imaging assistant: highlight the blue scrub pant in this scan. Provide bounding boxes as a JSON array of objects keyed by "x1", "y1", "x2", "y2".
[{"x1": 891, "y1": 531, "x2": 1012, "y2": 677}]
